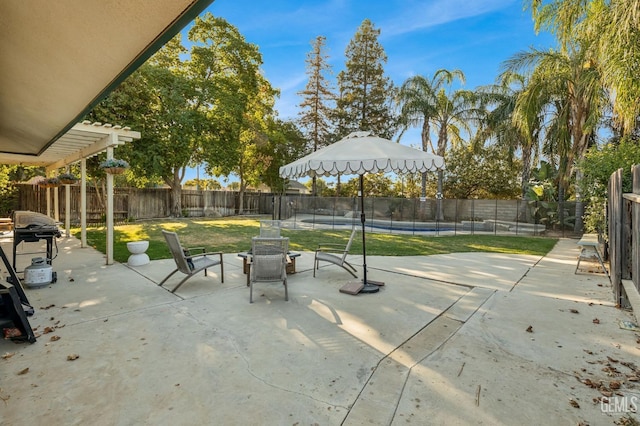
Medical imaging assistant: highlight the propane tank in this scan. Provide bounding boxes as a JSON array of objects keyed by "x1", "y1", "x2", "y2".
[{"x1": 23, "y1": 257, "x2": 53, "y2": 288}]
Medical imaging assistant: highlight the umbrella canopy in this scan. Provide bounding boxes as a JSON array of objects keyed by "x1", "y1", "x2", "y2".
[
  {"x1": 279, "y1": 131, "x2": 445, "y2": 293},
  {"x1": 279, "y1": 131, "x2": 445, "y2": 179}
]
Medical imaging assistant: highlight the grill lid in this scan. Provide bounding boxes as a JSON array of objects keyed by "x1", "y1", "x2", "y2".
[{"x1": 13, "y1": 211, "x2": 58, "y2": 229}]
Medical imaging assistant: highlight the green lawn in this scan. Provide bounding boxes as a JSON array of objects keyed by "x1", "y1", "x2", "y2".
[{"x1": 73, "y1": 216, "x2": 559, "y2": 264}]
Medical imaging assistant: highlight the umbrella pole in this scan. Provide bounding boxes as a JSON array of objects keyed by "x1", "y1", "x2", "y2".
[{"x1": 359, "y1": 174, "x2": 380, "y2": 294}]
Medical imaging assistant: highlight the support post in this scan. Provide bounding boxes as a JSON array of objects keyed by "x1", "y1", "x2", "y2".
[
  {"x1": 106, "y1": 144, "x2": 115, "y2": 265},
  {"x1": 81, "y1": 158, "x2": 87, "y2": 247}
]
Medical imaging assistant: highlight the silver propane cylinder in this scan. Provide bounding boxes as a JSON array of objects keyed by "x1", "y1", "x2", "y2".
[{"x1": 23, "y1": 257, "x2": 53, "y2": 288}]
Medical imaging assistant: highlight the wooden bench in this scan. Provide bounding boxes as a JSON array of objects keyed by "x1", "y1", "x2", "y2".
[{"x1": 575, "y1": 233, "x2": 610, "y2": 281}]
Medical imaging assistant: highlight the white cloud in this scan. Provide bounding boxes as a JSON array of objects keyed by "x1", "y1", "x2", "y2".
[{"x1": 382, "y1": 0, "x2": 515, "y2": 37}]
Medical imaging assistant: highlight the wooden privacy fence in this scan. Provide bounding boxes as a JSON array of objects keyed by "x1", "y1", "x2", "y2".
[
  {"x1": 15, "y1": 185, "x2": 275, "y2": 224},
  {"x1": 608, "y1": 165, "x2": 640, "y2": 308}
]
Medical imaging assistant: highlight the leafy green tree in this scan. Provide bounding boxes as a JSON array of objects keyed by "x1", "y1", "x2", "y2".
[
  {"x1": 341, "y1": 173, "x2": 395, "y2": 197},
  {"x1": 188, "y1": 14, "x2": 277, "y2": 214},
  {"x1": 305, "y1": 178, "x2": 334, "y2": 196},
  {"x1": 183, "y1": 178, "x2": 222, "y2": 190},
  {"x1": 259, "y1": 119, "x2": 308, "y2": 194},
  {"x1": 90, "y1": 14, "x2": 275, "y2": 216},
  {"x1": 396, "y1": 69, "x2": 465, "y2": 199},
  {"x1": 394, "y1": 173, "x2": 423, "y2": 198},
  {"x1": 336, "y1": 19, "x2": 396, "y2": 139},
  {"x1": 578, "y1": 137, "x2": 640, "y2": 234},
  {"x1": 298, "y1": 36, "x2": 335, "y2": 196},
  {"x1": 0, "y1": 165, "x2": 20, "y2": 216},
  {"x1": 444, "y1": 145, "x2": 521, "y2": 199}
]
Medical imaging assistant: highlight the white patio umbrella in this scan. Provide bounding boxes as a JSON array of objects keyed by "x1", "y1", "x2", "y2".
[{"x1": 280, "y1": 131, "x2": 445, "y2": 293}]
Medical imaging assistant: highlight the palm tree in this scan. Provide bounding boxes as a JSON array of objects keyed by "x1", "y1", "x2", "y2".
[
  {"x1": 475, "y1": 72, "x2": 540, "y2": 200},
  {"x1": 395, "y1": 69, "x2": 465, "y2": 199},
  {"x1": 503, "y1": 40, "x2": 605, "y2": 231},
  {"x1": 526, "y1": 0, "x2": 640, "y2": 134},
  {"x1": 430, "y1": 88, "x2": 478, "y2": 220}
]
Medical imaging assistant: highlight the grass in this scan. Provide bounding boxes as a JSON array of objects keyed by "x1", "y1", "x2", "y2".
[{"x1": 73, "y1": 216, "x2": 559, "y2": 264}]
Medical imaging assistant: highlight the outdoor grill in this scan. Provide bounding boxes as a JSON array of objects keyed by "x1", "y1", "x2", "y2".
[{"x1": 12, "y1": 211, "x2": 61, "y2": 272}]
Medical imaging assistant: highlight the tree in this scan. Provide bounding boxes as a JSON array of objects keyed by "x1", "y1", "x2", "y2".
[
  {"x1": 396, "y1": 69, "x2": 465, "y2": 199},
  {"x1": 185, "y1": 14, "x2": 277, "y2": 215},
  {"x1": 258, "y1": 119, "x2": 308, "y2": 194},
  {"x1": 341, "y1": 173, "x2": 395, "y2": 197},
  {"x1": 476, "y1": 72, "x2": 539, "y2": 200},
  {"x1": 527, "y1": 0, "x2": 640, "y2": 135},
  {"x1": 336, "y1": 19, "x2": 396, "y2": 139},
  {"x1": 183, "y1": 178, "x2": 222, "y2": 190},
  {"x1": 578, "y1": 136, "x2": 640, "y2": 235},
  {"x1": 503, "y1": 40, "x2": 605, "y2": 231},
  {"x1": 429, "y1": 87, "x2": 477, "y2": 220},
  {"x1": 305, "y1": 178, "x2": 334, "y2": 196},
  {"x1": 88, "y1": 15, "x2": 270, "y2": 216},
  {"x1": 444, "y1": 145, "x2": 521, "y2": 199},
  {"x1": 298, "y1": 36, "x2": 335, "y2": 196}
]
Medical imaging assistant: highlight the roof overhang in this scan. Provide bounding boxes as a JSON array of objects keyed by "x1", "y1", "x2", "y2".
[{"x1": 0, "y1": 0, "x2": 214, "y2": 167}]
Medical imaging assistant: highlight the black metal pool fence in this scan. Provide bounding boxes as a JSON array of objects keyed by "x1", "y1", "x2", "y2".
[{"x1": 271, "y1": 195, "x2": 581, "y2": 238}]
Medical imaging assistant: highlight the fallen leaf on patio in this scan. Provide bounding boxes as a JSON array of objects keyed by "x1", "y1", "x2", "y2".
[
  {"x1": 40, "y1": 304, "x2": 55, "y2": 310},
  {"x1": 607, "y1": 356, "x2": 619, "y2": 363},
  {"x1": 569, "y1": 399, "x2": 580, "y2": 408},
  {"x1": 67, "y1": 354, "x2": 79, "y2": 361},
  {"x1": 17, "y1": 368, "x2": 29, "y2": 375},
  {"x1": 609, "y1": 381, "x2": 621, "y2": 389},
  {"x1": 3, "y1": 328, "x2": 22, "y2": 338},
  {"x1": 600, "y1": 390, "x2": 613, "y2": 397},
  {"x1": 627, "y1": 375, "x2": 638, "y2": 381},
  {"x1": 2, "y1": 352, "x2": 15, "y2": 359},
  {"x1": 50, "y1": 335, "x2": 60, "y2": 342},
  {"x1": 526, "y1": 325, "x2": 533, "y2": 333},
  {"x1": 42, "y1": 327, "x2": 54, "y2": 334},
  {"x1": 584, "y1": 349, "x2": 594, "y2": 355},
  {"x1": 570, "y1": 309, "x2": 580, "y2": 314},
  {"x1": 593, "y1": 318, "x2": 600, "y2": 324},
  {"x1": 69, "y1": 278, "x2": 74, "y2": 282},
  {"x1": 582, "y1": 378, "x2": 597, "y2": 388}
]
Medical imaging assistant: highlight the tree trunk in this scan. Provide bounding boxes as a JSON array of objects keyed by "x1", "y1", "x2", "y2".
[
  {"x1": 557, "y1": 184, "x2": 565, "y2": 231},
  {"x1": 574, "y1": 169, "x2": 584, "y2": 233},
  {"x1": 238, "y1": 179, "x2": 245, "y2": 214},
  {"x1": 171, "y1": 184, "x2": 182, "y2": 217},
  {"x1": 170, "y1": 168, "x2": 183, "y2": 217}
]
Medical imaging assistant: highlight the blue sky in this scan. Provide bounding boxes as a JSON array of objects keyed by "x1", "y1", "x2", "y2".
[{"x1": 185, "y1": 0, "x2": 556, "y2": 183}]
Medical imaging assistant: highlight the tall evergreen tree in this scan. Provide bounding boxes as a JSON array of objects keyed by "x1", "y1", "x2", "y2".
[
  {"x1": 336, "y1": 19, "x2": 395, "y2": 139},
  {"x1": 298, "y1": 35, "x2": 335, "y2": 195}
]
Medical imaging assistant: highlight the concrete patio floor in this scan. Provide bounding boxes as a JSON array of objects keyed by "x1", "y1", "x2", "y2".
[{"x1": 1, "y1": 236, "x2": 639, "y2": 425}]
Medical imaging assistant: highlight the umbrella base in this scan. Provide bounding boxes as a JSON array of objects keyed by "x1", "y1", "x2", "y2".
[{"x1": 360, "y1": 282, "x2": 381, "y2": 293}]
